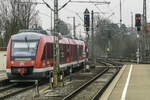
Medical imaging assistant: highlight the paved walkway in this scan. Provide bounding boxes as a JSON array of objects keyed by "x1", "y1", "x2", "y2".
[
  {"x1": 100, "y1": 64, "x2": 150, "y2": 100},
  {"x1": 0, "y1": 51, "x2": 6, "y2": 71},
  {"x1": 0, "y1": 72, "x2": 7, "y2": 81}
]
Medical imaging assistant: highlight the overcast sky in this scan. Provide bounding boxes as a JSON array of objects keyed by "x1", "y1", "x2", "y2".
[{"x1": 36, "y1": 0, "x2": 150, "y2": 35}]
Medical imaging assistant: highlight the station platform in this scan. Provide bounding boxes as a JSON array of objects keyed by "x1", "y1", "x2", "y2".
[
  {"x1": 101, "y1": 64, "x2": 150, "y2": 100},
  {"x1": 0, "y1": 71, "x2": 7, "y2": 81}
]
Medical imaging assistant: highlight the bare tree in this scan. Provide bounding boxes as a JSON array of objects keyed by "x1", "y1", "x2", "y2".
[
  {"x1": 51, "y1": 19, "x2": 71, "y2": 35},
  {"x1": 0, "y1": 0, "x2": 41, "y2": 47}
]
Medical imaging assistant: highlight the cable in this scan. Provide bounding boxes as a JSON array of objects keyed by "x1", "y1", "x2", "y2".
[
  {"x1": 59, "y1": 0, "x2": 71, "y2": 11},
  {"x1": 42, "y1": 0, "x2": 54, "y2": 11}
]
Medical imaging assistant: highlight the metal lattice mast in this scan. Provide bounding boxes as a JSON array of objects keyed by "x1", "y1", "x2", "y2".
[
  {"x1": 143, "y1": 0, "x2": 149, "y2": 56},
  {"x1": 143, "y1": 0, "x2": 147, "y2": 33},
  {"x1": 54, "y1": 0, "x2": 59, "y2": 71}
]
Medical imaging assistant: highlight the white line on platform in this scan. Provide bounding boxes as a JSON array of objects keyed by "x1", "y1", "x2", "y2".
[{"x1": 121, "y1": 64, "x2": 133, "y2": 100}]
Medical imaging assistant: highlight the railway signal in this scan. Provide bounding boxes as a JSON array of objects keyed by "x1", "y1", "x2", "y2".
[
  {"x1": 135, "y1": 13, "x2": 141, "y2": 64},
  {"x1": 84, "y1": 8, "x2": 90, "y2": 31},
  {"x1": 135, "y1": 14, "x2": 141, "y2": 27},
  {"x1": 135, "y1": 14, "x2": 141, "y2": 31}
]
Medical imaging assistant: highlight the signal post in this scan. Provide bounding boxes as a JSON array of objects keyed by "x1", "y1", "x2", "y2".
[
  {"x1": 90, "y1": 10, "x2": 96, "y2": 68},
  {"x1": 84, "y1": 9, "x2": 90, "y2": 70},
  {"x1": 135, "y1": 13, "x2": 142, "y2": 64}
]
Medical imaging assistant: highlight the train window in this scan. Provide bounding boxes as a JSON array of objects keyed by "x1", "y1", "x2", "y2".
[
  {"x1": 71, "y1": 45, "x2": 73, "y2": 57},
  {"x1": 64, "y1": 45, "x2": 67, "y2": 59},
  {"x1": 50, "y1": 44, "x2": 53, "y2": 59},
  {"x1": 70, "y1": 45, "x2": 72, "y2": 57},
  {"x1": 72, "y1": 45, "x2": 77, "y2": 60},
  {"x1": 81, "y1": 46, "x2": 83, "y2": 57},
  {"x1": 60, "y1": 44, "x2": 64, "y2": 62},
  {"x1": 79, "y1": 45, "x2": 83, "y2": 57},
  {"x1": 67, "y1": 45, "x2": 70, "y2": 57},
  {"x1": 79, "y1": 46, "x2": 80, "y2": 56},
  {"x1": 75, "y1": 45, "x2": 77, "y2": 60}
]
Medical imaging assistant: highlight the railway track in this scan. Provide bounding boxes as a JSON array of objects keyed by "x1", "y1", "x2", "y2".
[
  {"x1": 0, "y1": 83, "x2": 18, "y2": 92},
  {"x1": 0, "y1": 83, "x2": 35, "y2": 99},
  {"x1": 63, "y1": 59, "x2": 122, "y2": 100},
  {"x1": 0, "y1": 59, "x2": 122, "y2": 100}
]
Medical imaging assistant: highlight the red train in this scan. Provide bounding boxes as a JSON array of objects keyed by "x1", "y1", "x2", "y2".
[{"x1": 6, "y1": 30, "x2": 87, "y2": 81}]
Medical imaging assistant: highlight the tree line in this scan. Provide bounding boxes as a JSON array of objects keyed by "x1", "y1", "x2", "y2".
[
  {"x1": 89, "y1": 16, "x2": 137, "y2": 59},
  {"x1": 0, "y1": 0, "x2": 41, "y2": 47}
]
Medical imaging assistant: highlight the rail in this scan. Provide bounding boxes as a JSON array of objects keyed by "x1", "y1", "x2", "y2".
[
  {"x1": 63, "y1": 59, "x2": 123, "y2": 100},
  {"x1": 63, "y1": 67, "x2": 109, "y2": 100}
]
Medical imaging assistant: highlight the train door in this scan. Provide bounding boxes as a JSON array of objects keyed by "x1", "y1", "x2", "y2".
[
  {"x1": 46, "y1": 43, "x2": 52, "y2": 67},
  {"x1": 66, "y1": 44, "x2": 70, "y2": 63},
  {"x1": 60, "y1": 44, "x2": 65, "y2": 64},
  {"x1": 70, "y1": 45, "x2": 73, "y2": 62},
  {"x1": 41, "y1": 43, "x2": 53, "y2": 67},
  {"x1": 77, "y1": 45, "x2": 79, "y2": 61},
  {"x1": 41, "y1": 44, "x2": 47, "y2": 67}
]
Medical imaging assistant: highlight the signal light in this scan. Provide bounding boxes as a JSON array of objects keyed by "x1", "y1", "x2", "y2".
[
  {"x1": 84, "y1": 8, "x2": 90, "y2": 31},
  {"x1": 136, "y1": 17, "x2": 141, "y2": 20},
  {"x1": 84, "y1": 14, "x2": 90, "y2": 27},
  {"x1": 135, "y1": 14, "x2": 141, "y2": 27}
]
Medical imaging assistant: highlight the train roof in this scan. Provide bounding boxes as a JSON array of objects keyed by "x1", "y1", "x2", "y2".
[
  {"x1": 59, "y1": 38, "x2": 85, "y2": 45},
  {"x1": 11, "y1": 31, "x2": 85, "y2": 46},
  {"x1": 19, "y1": 29, "x2": 48, "y2": 35},
  {"x1": 11, "y1": 32, "x2": 43, "y2": 40}
]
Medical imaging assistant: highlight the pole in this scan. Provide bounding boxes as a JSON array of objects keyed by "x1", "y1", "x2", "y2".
[
  {"x1": 53, "y1": 0, "x2": 60, "y2": 88},
  {"x1": 143, "y1": 0, "x2": 147, "y2": 33},
  {"x1": 51, "y1": 10, "x2": 53, "y2": 33},
  {"x1": 91, "y1": 10, "x2": 95, "y2": 68},
  {"x1": 85, "y1": 30, "x2": 89, "y2": 72},
  {"x1": 137, "y1": 32, "x2": 140, "y2": 64},
  {"x1": 131, "y1": 12, "x2": 133, "y2": 29},
  {"x1": 86, "y1": 31, "x2": 89, "y2": 57},
  {"x1": 143, "y1": 0, "x2": 148, "y2": 58},
  {"x1": 73, "y1": 17, "x2": 76, "y2": 38},
  {"x1": 120, "y1": 0, "x2": 122, "y2": 26}
]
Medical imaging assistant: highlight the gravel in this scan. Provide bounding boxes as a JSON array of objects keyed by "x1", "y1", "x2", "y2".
[{"x1": 4, "y1": 65, "x2": 106, "y2": 100}]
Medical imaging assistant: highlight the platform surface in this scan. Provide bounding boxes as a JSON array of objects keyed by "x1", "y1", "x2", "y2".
[
  {"x1": 0, "y1": 51, "x2": 6, "y2": 71},
  {"x1": 0, "y1": 71, "x2": 7, "y2": 81},
  {"x1": 101, "y1": 64, "x2": 150, "y2": 100}
]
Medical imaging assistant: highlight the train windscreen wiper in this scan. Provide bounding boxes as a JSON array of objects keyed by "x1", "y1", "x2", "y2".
[{"x1": 25, "y1": 37, "x2": 30, "y2": 51}]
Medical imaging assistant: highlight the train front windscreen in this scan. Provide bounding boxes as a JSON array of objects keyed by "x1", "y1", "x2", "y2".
[{"x1": 11, "y1": 40, "x2": 39, "y2": 61}]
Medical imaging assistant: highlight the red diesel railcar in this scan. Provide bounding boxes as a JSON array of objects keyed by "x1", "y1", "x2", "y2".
[{"x1": 6, "y1": 30, "x2": 87, "y2": 80}]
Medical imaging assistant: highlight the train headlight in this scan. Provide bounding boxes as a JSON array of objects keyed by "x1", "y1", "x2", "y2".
[
  {"x1": 42, "y1": 63, "x2": 46, "y2": 67},
  {"x1": 11, "y1": 61, "x2": 14, "y2": 65},
  {"x1": 31, "y1": 61, "x2": 35, "y2": 65}
]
